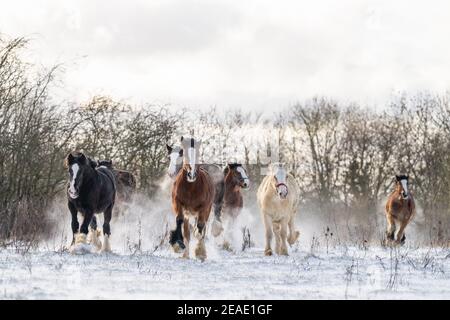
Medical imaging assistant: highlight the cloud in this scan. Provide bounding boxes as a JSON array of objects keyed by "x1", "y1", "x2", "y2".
[{"x1": 1, "y1": 0, "x2": 450, "y2": 110}]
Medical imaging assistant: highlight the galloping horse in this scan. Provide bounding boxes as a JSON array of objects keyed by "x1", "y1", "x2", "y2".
[
  {"x1": 385, "y1": 175, "x2": 415, "y2": 245},
  {"x1": 221, "y1": 163, "x2": 250, "y2": 217},
  {"x1": 166, "y1": 142, "x2": 225, "y2": 237},
  {"x1": 257, "y1": 163, "x2": 300, "y2": 256},
  {"x1": 216, "y1": 163, "x2": 250, "y2": 249},
  {"x1": 65, "y1": 152, "x2": 116, "y2": 253},
  {"x1": 170, "y1": 137, "x2": 215, "y2": 260}
]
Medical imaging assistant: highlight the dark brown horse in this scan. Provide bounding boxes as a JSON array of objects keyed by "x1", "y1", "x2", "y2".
[
  {"x1": 170, "y1": 137, "x2": 215, "y2": 260},
  {"x1": 222, "y1": 163, "x2": 249, "y2": 217},
  {"x1": 385, "y1": 175, "x2": 416, "y2": 245},
  {"x1": 215, "y1": 163, "x2": 250, "y2": 250}
]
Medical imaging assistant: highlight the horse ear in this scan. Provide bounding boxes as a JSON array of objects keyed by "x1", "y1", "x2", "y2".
[
  {"x1": 79, "y1": 153, "x2": 87, "y2": 164},
  {"x1": 67, "y1": 153, "x2": 74, "y2": 163},
  {"x1": 65, "y1": 153, "x2": 74, "y2": 168},
  {"x1": 179, "y1": 149, "x2": 183, "y2": 157},
  {"x1": 180, "y1": 136, "x2": 184, "y2": 142},
  {"x1": 166, "y1": 144, "x2": 172, "y2": 153},
  {"x1": 223, "y1": 165, "x2": 230, "y2": 175},
  {"x1": 395, "y1": 175, "x2": 400, "y2": 181},
  {"x1": 89, "y1": 159, "x2": 97, "y2": 169}
]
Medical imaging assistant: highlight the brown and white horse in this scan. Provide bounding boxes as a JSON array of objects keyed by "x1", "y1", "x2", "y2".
[
  {"x1": 166, "y1": 143, "x2": 227, "y2": 238},
  {"x1": 257, "y1": 163, "x2": 300, "y2": 256},
  {"x1": 216, "y1": 163, "x2": 250, "y2": 250},
  {"x1": 221, "y1": 163, "x2": 250, "y2": 217},
  {"x1": 169, "y1": 137, "x2": 215, "y2": 260},
  {"x1": 385, "y1": 175, "x2": 415, "y2": 245}
]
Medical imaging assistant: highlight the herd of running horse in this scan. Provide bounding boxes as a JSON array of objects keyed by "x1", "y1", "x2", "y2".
[{"x1": 64, "y1": 136, "x2": 415, "y2": 260}]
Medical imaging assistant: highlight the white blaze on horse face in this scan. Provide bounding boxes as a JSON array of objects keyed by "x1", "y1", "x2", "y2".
[
  {"x1": 69, "y1": 163, "x2": 79, "y2": 199},
  {"x1": 187, "y1": 146, "x2": 197, "y2": 182},
  {"x1": 236, "y1": 166, "x2": 250, "y2": 188},
  {"x1": 400, "y1": 179, "x2": 409, "y2": 199},
  {"x1": 274, "y1": 166, "x2": 288, "y2": 199}
]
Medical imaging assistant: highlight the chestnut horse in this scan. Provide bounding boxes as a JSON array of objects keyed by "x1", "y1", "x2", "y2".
[
  {"x1": 170, "y1": 137, "x2": 215, "y2": 260},
  {"x1": 166, "y1": 143, "x2": 226, "y2": 238},
  {"x1": 385, "y1": 175, "x2": 415, "y2": 245}
]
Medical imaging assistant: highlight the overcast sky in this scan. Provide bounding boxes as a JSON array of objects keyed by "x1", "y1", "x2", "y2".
[{"x1": 1, "y1": 0, "x2": 450, "y2": 110}]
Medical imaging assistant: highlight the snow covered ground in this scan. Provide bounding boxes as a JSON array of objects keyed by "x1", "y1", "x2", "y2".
[
  {"x1": 1, "y1": 244, "x2": 449, "y2": 299},
  {"x1": 1, "y1": 191, "x2": 449, "y2": 299}
]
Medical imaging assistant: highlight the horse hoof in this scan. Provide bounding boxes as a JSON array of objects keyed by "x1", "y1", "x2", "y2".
[
  {"x1": 288, "y1": 231, "x2": 300, "y2": 245},
  {"x1": 100, "y1": 234, "x2": 111, "y2": 253},
  {"x1": 280, "y1": 248, "x2": 289, "y2": 256},
  {"x1": 211, "y1": 220, "x2": 224, "y2": 237},
  {"x1": 264, "y1": 249, "x2": 272, "y2": 256},
  {"x1": 172, "y1": 241, "x2": 186, "y2": 253},
  {"x1": 74, "y1": 233, "x2": 87, "y2": 245},
  {"x1": 222, "y1": 241, "x2": 233, "y2": 252},
  {"x1": 88, "y1": 229, "x2": 102, "y2": 251},
  {"x1": 195, "y1": 252, "x2": 207, "y2": 262},
  {"x1": 195, "y1": 243, "x2": 207, "y2": 261},
  {"x1": 69, "y1": 243, "x2": 93, "y2": 255}
]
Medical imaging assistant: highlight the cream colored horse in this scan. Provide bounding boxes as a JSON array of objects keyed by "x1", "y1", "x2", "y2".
[{"x1": 257, "y1": 163, "x2": 300, "y2": 256}]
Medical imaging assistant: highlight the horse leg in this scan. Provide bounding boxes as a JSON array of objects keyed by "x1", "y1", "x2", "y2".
[
  {"x1": 211, "y1": 182, "x2": 225, "y2": 237},
  {"x1": 182, "y1": 217, "x2": 190, "y2": 259},
  {"x1": 263, "y1": 213, "x2": 273, "y2": 256},
  {"x1": 194, "y1": 210, "x2": 209, "y2": 261},
  {"x1": 396, "y1": 219, "x2": 408, "y2": 246},
  {"x1": 273, "y1": 221, "x2": 282, "y2": 255},
  {"x1": 279, "y1": 219, "x2": 289, "y2": 256},
  {"x1": 385, "y1": 213, "x2": 396, "y2": 243},
  {"x1": 287, "y1": 214, "x2": 300, "y2": 245},
  {"x1": 170, "y1": 210, "x2": 186, "y2": 253},
  {"x1": 68, "y1": 201, "x2": 79, "y2": 246},
  {"x1": 222, "y1": 215, "x2": 234, "y2": 252},
  {"x1": 88, "y1": 215, "x2": 102, "y2": 251},
  {"x1": 211, "y1": 202, "x2": 224, "y2": 237},
  {"x1": 101, "y1": 205, "x2": 113, "y2": 253},
  {"x1": 76, "y1": 209, "x2": 93, "y2": 246}
]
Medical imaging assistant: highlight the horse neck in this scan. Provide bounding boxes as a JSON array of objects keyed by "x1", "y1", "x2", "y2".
[
  {"x1": 394, "y1": 184, "x2": 403, "y2": 195},
  {"x1": 80, "y1": 165, "x2": 97, "y2": 188},
  {"x1": 224, "y1": 171, "x2": 239, "y2": 192}
]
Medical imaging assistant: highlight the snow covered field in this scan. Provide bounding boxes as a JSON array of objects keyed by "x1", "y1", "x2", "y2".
[
  {"x1": 1, "y1": 192, "x2": 449, "y2": 300},
  {"x1": 1, "y1": 244, "x2": 449, "y2": 299}
]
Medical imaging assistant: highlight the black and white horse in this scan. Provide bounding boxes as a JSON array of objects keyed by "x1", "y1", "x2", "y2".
[{"x1": 65, "y1": 151, "x2": 116, "y2": 253}]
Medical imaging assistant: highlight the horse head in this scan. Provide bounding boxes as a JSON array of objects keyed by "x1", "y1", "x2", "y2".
[
  {"x1": 395, "y1": 174, "x2": 410, "y2": 200},
  {"x1": 65, "y1": 151, "x2": 92, "y2": 199},
  {"x1": 97, "y1": 159, "x2": 113, "y2": 168},
  {"x1": 271, "y1": 163, "x2": 288, "y2": 199},
  {"x1": 224, "y1": 163, "x2": 250, "y2": 189},
  {"x1": 166, "y1": 144, "x2": 183, "y2": 179},
  {"x1": 180, "y1": 136, "x2": 201, "y2": 182}
]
